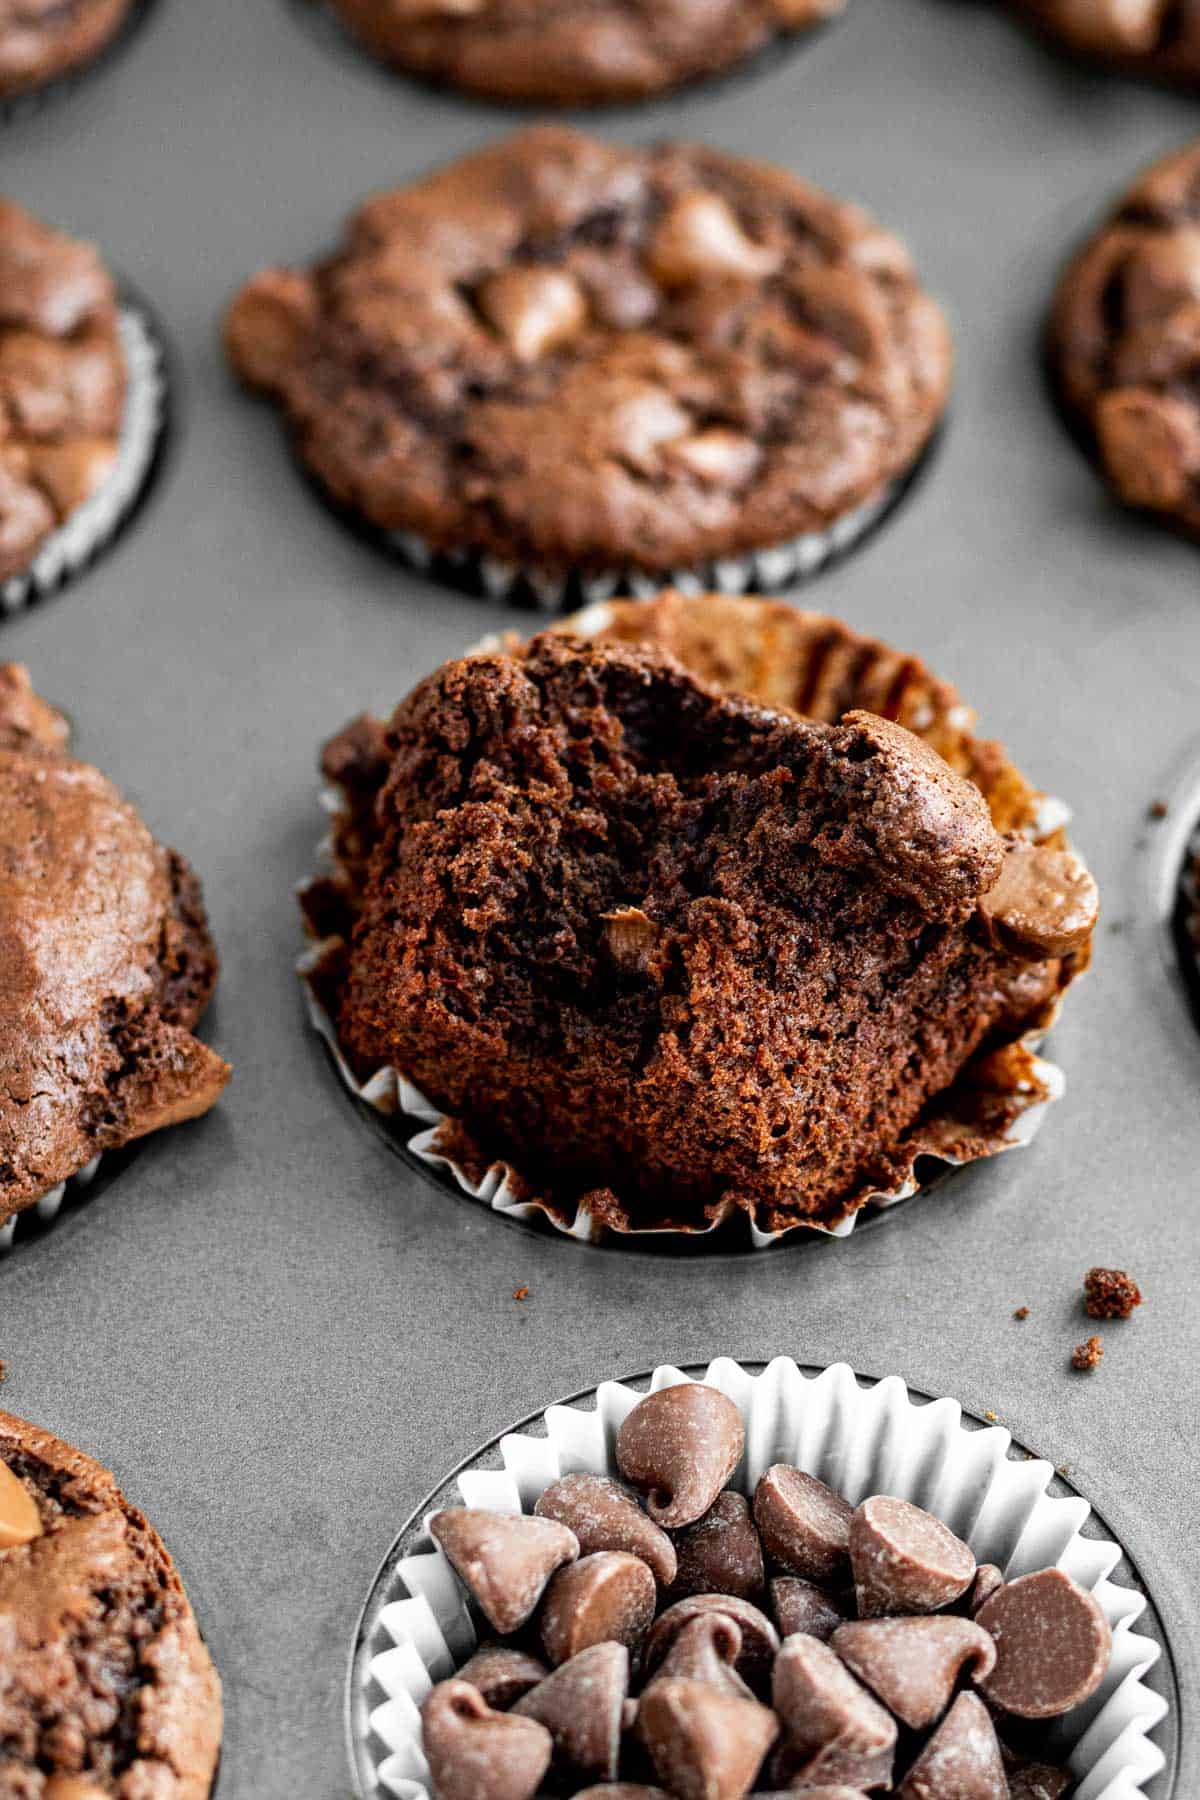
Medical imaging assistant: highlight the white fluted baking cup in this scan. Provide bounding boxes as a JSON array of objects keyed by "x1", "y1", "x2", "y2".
[
  {"x1": 348, "y1": 1358, "x2": 1170, "y2": 1800},
  {"x1": 1, "y1": 303, "x2": 168, "y2": 616},
  {"x1": 0, "y1": 1154, "x2": 100, "y2": 1254}
]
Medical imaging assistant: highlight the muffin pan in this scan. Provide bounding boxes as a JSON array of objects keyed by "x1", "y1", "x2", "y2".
[{"x1": 2, "y1": 0, "x2": 1199, "y2": 1794}]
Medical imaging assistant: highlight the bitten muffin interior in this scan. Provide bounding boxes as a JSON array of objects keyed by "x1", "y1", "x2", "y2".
[
  {"x1": 0, "y1": 198, "x2": 125, "y2": 583},
  {"x1": 322, "y1": 635, "x2": 1094, "y2": 1232},
  {"x1": 0, "y1": 665, "x2": 229, "y2": 1224},
  {"x1": 326, "y1": 0, "x2": 844, "y2": 107},
  {"x1": 226, "y1": 127, "x2": 951, "y2": 579},
  {"x1": 0, "y1": 1412, "x2": 222, "y2": 1797}
]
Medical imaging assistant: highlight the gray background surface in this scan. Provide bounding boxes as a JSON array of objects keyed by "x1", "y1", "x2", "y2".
[{"x1": 1, "y1": 0, "x2": 1198, "y2": 1792}]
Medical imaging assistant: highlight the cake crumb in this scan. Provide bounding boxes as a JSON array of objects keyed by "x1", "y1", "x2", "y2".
[
  {"x1": 0, "y1": 1360, "x2": 6, "y2": 1383},
  {"x1": 1148, "y1": 799, "x2": 1168, "y2": 821},
  {"x1": 1013, "y1": 1306, "x2": 1029, "y2": 1321},
  {"x1": 1084, "y1": 1267, "x2": 1141, "y2": 1320},
  {"x1": 985, "y1": 1410, "x2": 998, "y2": 1423},
  {"x1": 1072, "y1": 1335, "x2": 1104, "y2": 1373},
  {"x1": 513, "y1": 1285, "x2": 530, "y2": 1302}
]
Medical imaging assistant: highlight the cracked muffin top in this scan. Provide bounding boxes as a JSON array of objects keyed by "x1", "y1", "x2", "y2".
[
  {"x1": 0, "y1": 1410, "x2": 222, "y2": 1798},
  {"x1": 0, "y1": 0, "x2": 134, "y2": 100},
  {"x1": 0, "y1": 664, "x2": 229, "y2": 1226},
  {"x1": 324, "y1": 0, "x2": 844, "y2": 106},
  {"x1": 226, "y1": 128, "x2": 951, "y2": 583},
  {"x1": 1007, "y1": 0, "x2": 1200, "y2": 83},
  {"x1": 1050, "y1": 141, "x2": 1200, "y2": 538},
  {"x1": 314, "y1": 634, "x2": 1096, "y2": 1233},
  {"x1": 0, "y1": 199, "x2": 125, "y2": 585}
]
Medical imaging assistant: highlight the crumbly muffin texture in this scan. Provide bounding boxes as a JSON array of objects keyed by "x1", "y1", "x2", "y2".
[
  {"x1": 226, "y1": 128, "x2": 951, "y2": 581},
  {"x1": 0, "y1": 1412, "x2": 222, "y2": 1798},
  {"x1": 0, "y1": 199, "x2": 125, "y2": 583},
  {"x1": 327, "y1": 635, "x2": 1082, "y2": 1232},
  {"x1": 1050, "y1": 142, "x2": 1200, "y2": 537},
  {"x1": 0, "y1": 0, "x2": 135, "y2": 100},
  {"x1": 1009, "y1": 0, "x2": 1200, "y2": 83},
  {"x1": 326, "y1": 0, "x2": 844, "y2": 106},
  {"x1": 0, "y1": 664, "x2": 229, "y2": 1225}
]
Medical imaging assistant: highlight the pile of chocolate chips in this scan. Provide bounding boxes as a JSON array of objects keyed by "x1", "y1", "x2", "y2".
[{"x1": 418, "y1": 1384, "x2": 1112, "y2": 1800}]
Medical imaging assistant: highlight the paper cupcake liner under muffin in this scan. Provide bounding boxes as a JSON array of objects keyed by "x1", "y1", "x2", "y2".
[
  {"x1": 297, "y1": 800, "x2": 1068, "y2": 1249},
  {"x1": 0, "y1": 1154, "x2": 100, "y2": 1254},
  {"x1": 1173, "y1": 815, "x2": 1200, "y2": 1000},
  {"x1": 0, "y1": 301, "x2": 168, "y2": 617},
  {"x1": 301, "y1": 449, "x2": 925, "y2": 613},
  {"x1": 348, "y1": 1357, "x2": 1170, "y2": 1800},
  {"x1": 0, "y1": 0, "x2": 155, "y2": 126}
]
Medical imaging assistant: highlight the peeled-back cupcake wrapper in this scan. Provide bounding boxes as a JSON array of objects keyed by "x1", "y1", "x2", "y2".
[
  {"x1": 0, "y1": 0, "x2": 153, "y2": 126},
  {"x1": 0, "y1": 305, "x2": 167, "y2": 615},
  {"x1": 374, "y1": 482, "x2": 897, "y2": 614},
  {"x1": 299, "y1": 768, "x2": 1071, "y2": 1247},
  {"x1": 352, "y1": 1357, "x2": 1169, "y2": 1800},
  {"x1": 0, "y1": 1154, "x2": 100, "y2": 1255}
]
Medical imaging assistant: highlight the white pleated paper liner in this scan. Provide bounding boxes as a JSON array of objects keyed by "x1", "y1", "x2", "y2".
[
  {"x1": 1, "y1": 298, "x2": 169, "y2": 617},
  {"x1": 282, "y1": 0, "x2": 844, "y2": 112},
  {"x1": 293, "y1": 431, "x2": 941, "y2": 614},
  {"x1": 1171, "y1": 816, "x2": 1200, "y2": 1017},
  {"x1": 346, "y1": 1358, "x2": 1172, "y2": 1800},
  {"x1": 0, "y1": 0, "x2": 156, "y2": 127},
  {"x1": 0, "y1": 1153, "x2": 100, "y2": 1255}
]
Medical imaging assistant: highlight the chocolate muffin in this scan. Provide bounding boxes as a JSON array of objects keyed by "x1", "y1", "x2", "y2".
[
  {"x1": 1049, "y1": 142, "x2": 1200, "y2": 539},
  {"x1": 1006, "y1": 0, "x2": 1200, "y2": 83},
  {"x1": 0, "y1": 0, "x2": 134, "y2": 102},
  {"x1": 0, "y1": 1410, "x2": 222, "y2": 1796},
  {"x1": 323, "y1": 0, "x2": 844, "y2": 107},
  {"x1": 310, "y1": 633, "x2": 1097, "y2": 1233},
  {"x1": 0, "y1": 199, "x2": 125, "y2": 584},
  {"x1": 226, "y1": 128, "x2": 951, "y2": 598},
  {"x1": 0, "y1": 664, "x2": 229, "y2": 1231}
]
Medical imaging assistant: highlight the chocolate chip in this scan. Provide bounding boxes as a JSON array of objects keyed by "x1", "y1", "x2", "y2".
[
  {"x1": 421, "y1": 1679, "x2": 552, "y2": 1800},
  {"x1": 539, "y1": 1551, "x2": 657, "y2": 1667},
  {"x1": 536, "y1": 1472, "x2": 677, "y2": 1587},
  {"x1": 617, "y1": 1384, "x2": 745, "y2": 1529},
  {"x1": 978, "y1": 842, "x2": 1099, "y2": 960},
  {"x1": 512, "y1": 1642, "x2": 628, "y2": 1782},
  {"x1": 0, "y1": 1462, "x2": 41, "y2": 1550},
  {"x1": 1005, "y1": 1758, "x2": 1074, "y2": 1799},
  {"x1": 645, "y1": 1611, "x2": 754, "y2": 1700},
  {"x1": 670, "y1": 1491, "x2": 764, "y2": 1602},
  {"x1": 645, "y1": 1595, "x2": 781, "y2": 1691},
  {"x1": 753, "y1": 1466, "x2": 853, "y2": 1583},
  {"x1": 634, "y1": 1676, "x2": 779, "y2": 1800},
  {"x1": 976, "y1": 1569, "x2": 1112, "y2": 1719},
  {"x1": 849, "y1": 1495, "x2": 976, "y2": 1617},
  {"x1": 769, "y1": 1575, "x2": 853, "y2": 1642},
  {"x1": 831, "y1": 1617, "x2": 997, "y2": 1730},
  {"x1": 968, "y1": 1564, "x2": 1004, "y2": 1617},
  {"x1": 456, "y1": 1645, "x2": 548, "y2": 1710},
  {"x1": 771, "y1": 1634, "x2": 896, "y2": 1791},
  {"x1": 896, "y1": 1691, "x2": 1007, "y2": 1799},
  {"x1": 430, "y1": 1509, "x2": 579, "y2": 1636}
]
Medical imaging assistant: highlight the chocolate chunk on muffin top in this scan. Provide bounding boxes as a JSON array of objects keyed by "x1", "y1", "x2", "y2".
[
  {"x1": 226, "y1": 128, "x2": 951, "y2": 585},
  {"x1": 319, "y1": 634, "x2": 1095, "y2": 1232},
  {"x1": 1050, "y1": 141, "x2": 1200, "y2": 538},
  {"x1": 0, "y1": 664, "x2": 229, "y2": 1226},
  {"x1": 0, "y1": 0, "x2": 135, "y2": 101},
  {"x1": 0, "y1": 198, "x2": 125, "y2": 584},
  {"x1": 324, "y1": 0, "x2": 844, "y2": 107},
  {"x1": 1007, "y1": 0, "x2": 1200, "y2": 84},
  {"x1": 0, "y1": 1410, "x2": 222, "y2": 1797}
]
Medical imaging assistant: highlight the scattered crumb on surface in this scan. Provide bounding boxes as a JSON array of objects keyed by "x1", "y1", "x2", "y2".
[
  {"x1": 1013, "y1": 1306, "x2": 1029, "y2": 1321},
  {"x1": 985, "y1": 1410, "x2": 998, "y2": 1423},
  {"x1": 1148, "y1": 800, "x2": 1168, "y2": 820},
  {"x1": 1084, "y1": 1267, "x2": 1141, "y2": 1320},
  {"x1": 513, "y1": 1285, "x2": 530, "y2": 1302},
  {"x1": 1072, "y1": 1335, "x2": 1104, "y2": 1373},
  {"x1": 0, "y1": 1360, "x2": 6, "y2": 1383}
]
